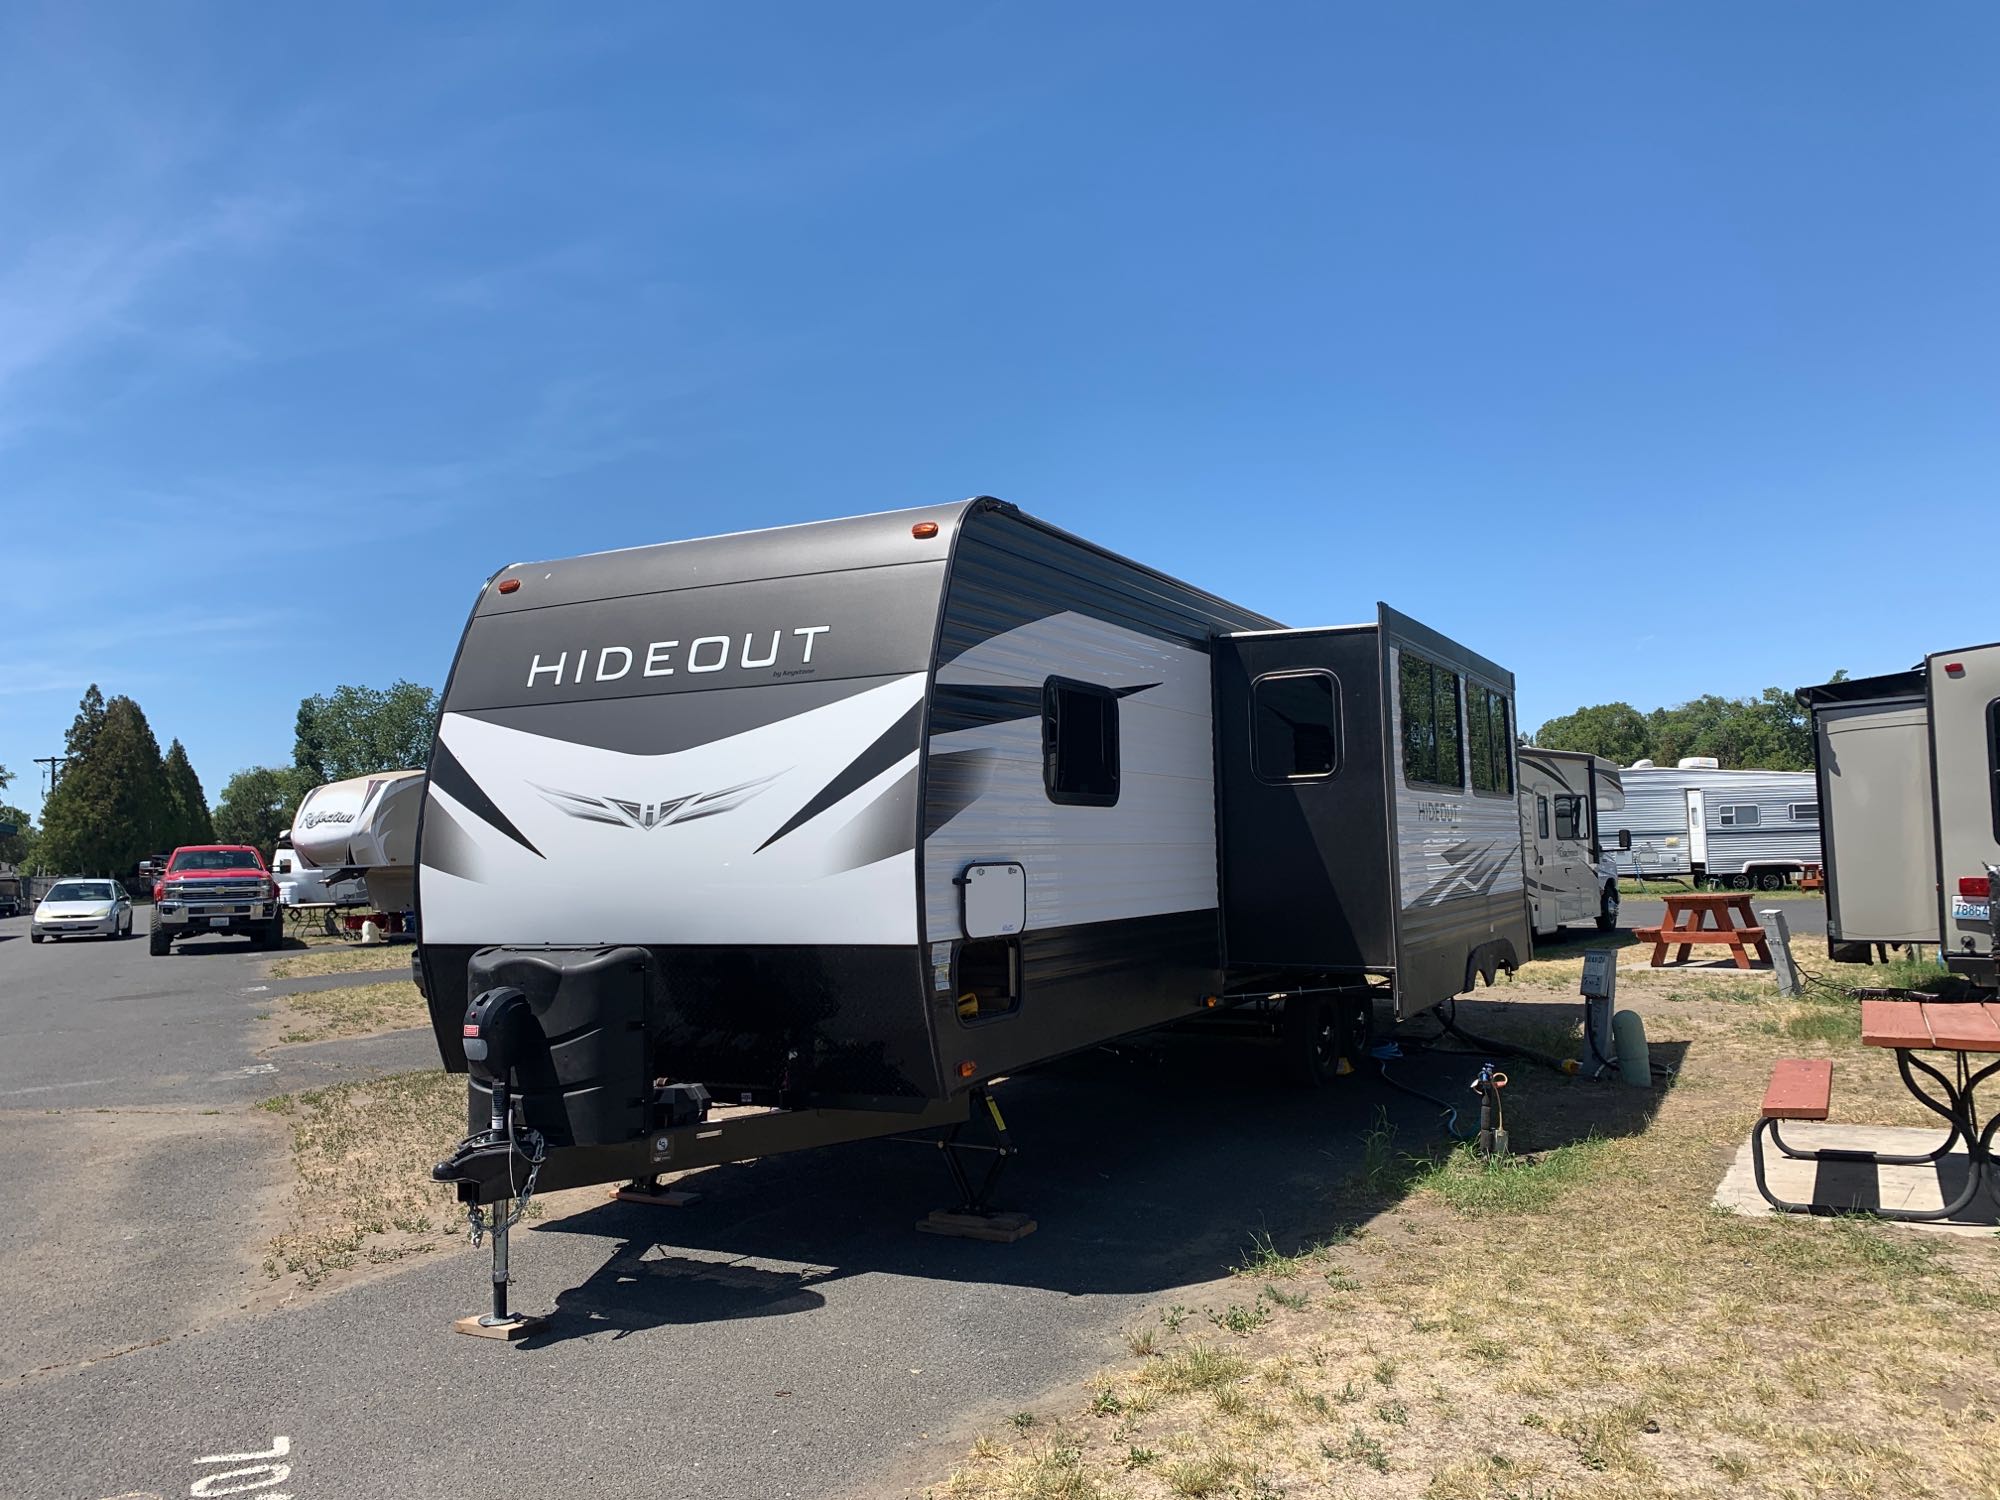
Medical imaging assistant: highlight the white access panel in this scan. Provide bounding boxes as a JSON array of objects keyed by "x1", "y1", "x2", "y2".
[{"x1": 961, "y1": 862, "x2": 1027, "y2": 938}]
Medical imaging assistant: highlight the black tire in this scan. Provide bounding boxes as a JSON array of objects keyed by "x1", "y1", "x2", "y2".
[
  {"x1": 1755, "y1": 871, "x2": 1784, "y2": 892},
  {"x1": 1282, "y1": 993, "x2": 1341, "y2": 1088},
  {"x1": 30, "y1": 933, "x2": 43, "y2": 944},
  {"x1": 1597, "y1": 882, "x2": 1620, "y2": 931},
  {"x1": 260, "y1": 919, "x2": 285, "y2": 950},
  {"x1": 149, "y1": 926, "x2": 171, "y2": 956}
]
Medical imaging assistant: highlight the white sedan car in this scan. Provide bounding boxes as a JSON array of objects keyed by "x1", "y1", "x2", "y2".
[{"x1": 31, "y1": 879, "x2": 134, "y2": 942}]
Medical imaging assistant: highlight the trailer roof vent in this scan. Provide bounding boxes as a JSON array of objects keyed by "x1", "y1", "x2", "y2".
[
  {"x1": 1630, "y1": 758, "x2": 1656, "y2": 769},
  {"x1": 1677, "y1": 757, "x2": 1720, "y2": 770}
]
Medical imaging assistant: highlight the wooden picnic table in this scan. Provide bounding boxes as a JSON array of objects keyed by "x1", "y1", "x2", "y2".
[
  {"x1": 1753, "y1": 999, "x2": 2000, "y2": 1221},
  {"x1": 1633, "y1": 891, "x2": 1772, "y2": 970}
]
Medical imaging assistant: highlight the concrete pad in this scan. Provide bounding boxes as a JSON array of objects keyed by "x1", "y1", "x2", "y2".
[{"x1": 1714, "y1": 1122, "x2": 1999, "y2": 1238}]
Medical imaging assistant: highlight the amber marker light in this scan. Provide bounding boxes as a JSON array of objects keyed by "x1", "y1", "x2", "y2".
[
  {"x1": 912, "y1": 521, "x2": 939, "y2": 539},
  {"x1": 956, "y1": 1060, "x2": 977, "y2": 1079},
  {"x1": 497, "y1": 578, "x2": 521, "y2": 594}
]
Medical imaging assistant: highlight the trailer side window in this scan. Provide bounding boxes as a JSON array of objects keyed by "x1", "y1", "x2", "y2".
[
  {"x1": 1043, "y1": 677, "x2": 1119, "y2": 806},
  {"x1": 1252, "y1": 671, "x2": 1340, "y2": 781},
  {"x1": 1719, "y1": 805, "x2": 1760, "y2": 826},
  {"x1": 1788, "y1": 803, "x2": 1818, "y2": 823},
  {"x1": 1398, "y1": 652, "x2": 1463, "y2": 790},
  {"x1": 1466, "y1": 685, "x2": 1513, "y2": 796},
  {"x1": 1554, "y1": 795, "x2": 1586, "y2": 841}
]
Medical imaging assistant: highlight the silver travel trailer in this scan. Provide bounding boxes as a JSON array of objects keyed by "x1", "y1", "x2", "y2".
[
  {"x1": 1798, "y1": 671, "x2": 1937, "y2": 961},
  {"x1": 1606, "y1": 761, "x2": 1821, "y2": 888},
  {"x1": 1928, "y1": 641, "x2": 1999, "y2": 983},
  {"x1": 1517, "y1": 748, "x2": 1626, "y2": 936},
  {"x1": 416, "y1": 500, "x2": 1530, "y2": 1281}
]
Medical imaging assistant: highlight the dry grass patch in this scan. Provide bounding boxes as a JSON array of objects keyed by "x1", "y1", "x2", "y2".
[
  {"x1": 273, "y1": 979, "x2": 430, "y2": 1046},
  {"x1": 938, "y1": 956, "x2": 2000, "y2": 1499},
  {"x1": 259, "y1": 1068, "x2": 467, "y2": 1286},
  {"x1": 268, "y1": 943, "x2": 413, "y2": 979}
]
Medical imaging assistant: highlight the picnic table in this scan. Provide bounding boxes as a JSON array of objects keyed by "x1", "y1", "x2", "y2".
[
  {"x1": 1752, "y1": 999, "x2": 2000, "y2": 1220},
  {"x1": 1633, "y1": 891, "x2": 1772, "y2": 970}
]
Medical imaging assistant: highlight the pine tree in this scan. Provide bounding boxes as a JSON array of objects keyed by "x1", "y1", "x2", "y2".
[
  {"x1": 37, "y1": 692, "x2": 173, "y2": 875},
  {"x1": 161, "y1": 740, "x2": 215, "y2": 846}
]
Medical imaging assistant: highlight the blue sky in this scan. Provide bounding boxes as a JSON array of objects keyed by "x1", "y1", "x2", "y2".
[{"x1": 4, "y1": 3, "x2": 1995, "y2": 816}]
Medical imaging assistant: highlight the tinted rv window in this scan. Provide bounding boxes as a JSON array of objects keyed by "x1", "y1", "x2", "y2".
[
  {"x1": 1537, "y1": 795, "x2": 1550, "y2": 839},
  {"x1": 1399, "y1": 652, "x2": 1463, "y2": 789},
  {"x1": 1554, "y1": 795, "x2": 1585, "y2": 841},
  {"x1": 1789, "y1": 803, "x2": 1819, "y2": 823},
  {"x1": 1252, "y1": 671, "x2": 1339, "y2": 781},
  {"x1": 1466, "y1": 685, "x2": 1513, "y2": 796},
  {"x1": 1044, "y1": 677, "x2": 1119, "y2": 805},
  {"x1": 1719, "y1": 805, "x2": 1760, "y2": 826}
]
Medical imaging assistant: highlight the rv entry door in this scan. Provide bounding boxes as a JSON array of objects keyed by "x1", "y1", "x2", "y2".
[{"x1": 1685, "y1": 789, "x2": 1707, "y2": 875}]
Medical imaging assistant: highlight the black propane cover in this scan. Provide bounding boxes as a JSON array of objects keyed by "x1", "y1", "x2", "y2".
[{"x1": 463, "y1": 945, "x2": 656, "y2": 1149}]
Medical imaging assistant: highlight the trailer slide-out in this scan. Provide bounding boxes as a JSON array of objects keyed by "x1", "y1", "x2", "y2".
[{"x1": 415, "y1": 499, "x2": 1529, "y2": 1317}]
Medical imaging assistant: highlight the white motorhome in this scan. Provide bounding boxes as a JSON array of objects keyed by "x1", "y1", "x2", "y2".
[
  {"x1": 1605, "y1": 759, "x2": 1821, "y2": 889},
  {"x1": 291, "y1": 770, "x2": 424, "y2": 917},
  {"x1": 1517, "y1": 748, "x2": 1626, "y2": 936}
]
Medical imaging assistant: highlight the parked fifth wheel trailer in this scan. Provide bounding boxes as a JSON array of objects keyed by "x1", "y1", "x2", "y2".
[
  {"x1": 290, "y1": 770, "x2": 425, "y2": 923},
  {"x1": 1928, "y1": 641, "x2": 1999, "y2": 984},
  {"x1": 416, "y1": 499, "x2": 1530, "y2": 1324},
  {"x1": 1517, "y1": 748, "x2": 1626, "y2": 936},
  {"x1": 1798, "y1": 670, "x2": 1937, "y2": 962}
]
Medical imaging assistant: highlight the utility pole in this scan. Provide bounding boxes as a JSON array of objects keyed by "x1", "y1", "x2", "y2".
[{"x1": 33, "y1": 755, "x2": 66, "y2": 799}]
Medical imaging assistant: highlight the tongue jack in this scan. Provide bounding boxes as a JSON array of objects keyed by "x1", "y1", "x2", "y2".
[{"x1": 440, "y1": 986, "x2": 550, "y2": 1341}]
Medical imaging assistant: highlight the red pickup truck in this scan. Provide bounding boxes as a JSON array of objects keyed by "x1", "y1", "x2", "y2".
[{"x1": 151, "y1": 844, "x2": 284, "y2": 955}]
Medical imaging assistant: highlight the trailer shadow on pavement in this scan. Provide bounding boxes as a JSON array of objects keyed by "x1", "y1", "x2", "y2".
[{"x1": 520, "y1": 1006, "x2": 1685, "y2": 1350}]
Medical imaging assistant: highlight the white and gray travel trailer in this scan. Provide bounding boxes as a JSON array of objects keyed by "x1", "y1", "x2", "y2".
[
  {"x1": 1928, "y1": 641, "x2": 1998, "y2": 984},
  {"x1": 416, "y1": 500, "x2": 1531, "y2": 1274},
  {"x1": 1798, "y1": 671, "x2": 1937, "y2": 962},
  {"x1": 291, "y1": 770, "x2": 424, "y2": 918},
  {"x1": 1605, "y1": 761, "x2": 1821, "y2": 888},
  {"x1": 1517, "y1": 748, "x2": 1625, "y2": 936}
]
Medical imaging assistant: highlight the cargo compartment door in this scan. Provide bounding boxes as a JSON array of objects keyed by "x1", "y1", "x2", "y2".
[{"x1": 1215, "y1": 628, "x2": 1392, "y2": 973}]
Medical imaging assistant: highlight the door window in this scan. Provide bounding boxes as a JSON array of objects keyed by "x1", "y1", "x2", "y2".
[
  {"x1": 1554, "y1": 795, "x2": 1586, "y2": 842},
  {"x1": 1537, "y1": 795, "x2": 1550, "y2": 840},
  {"x1": 1251, "y1": 671, "x2": 1340, "y2": 781}
]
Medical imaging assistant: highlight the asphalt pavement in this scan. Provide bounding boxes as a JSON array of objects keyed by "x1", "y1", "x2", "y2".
[{"x1": 0, "y1": 906, "x2": 1542, "y2": 1500}]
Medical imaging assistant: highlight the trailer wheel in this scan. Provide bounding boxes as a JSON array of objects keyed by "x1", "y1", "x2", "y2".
[
  {"x1": 1755, "y1": 871, "x2": 1785, "y2": 891},
  {"x1": 1282, "y1": 994, "x2": 1342, "y2": 1088},
  {"x1": 1597, "y1": 883, "x2": 1620, "y2": 931}
]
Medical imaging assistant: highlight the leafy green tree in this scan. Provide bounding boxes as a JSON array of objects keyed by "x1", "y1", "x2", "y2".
[
  {"x1": 0, "y1": 804, "x2": 35, "y2": 869},
  {"x1": 161, "y1": 740, "x2": 215, "y2": 846},
  {"x1": 1530, "y1": 702, "x2": 1652, "y2": 766},
  {"x1": 0, "y1": 763, "x2": 12, "y2": 791},
  {"x1": 294, "y1": 681, "x2": 438, "y2": 784},
  {"x1": 36, "y1": 692, "x2": 172, "y2": 875},
  {"x1": 213, "y1": 766, "x2": 313, "y2": 855}
]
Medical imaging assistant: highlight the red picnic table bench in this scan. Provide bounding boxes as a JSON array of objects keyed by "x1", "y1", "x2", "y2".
[
  {"x1": 1751, "y1": 999, "x2": 2000, "y2": 1220},
  {"x1": 1631, "y1": 891, "x2": 1772, "y2": 970}
]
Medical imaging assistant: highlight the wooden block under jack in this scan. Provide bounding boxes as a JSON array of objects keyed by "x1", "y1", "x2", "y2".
[
  {"x1": 916, "y1": 1210, "x2": 1037, "y2": 1243},
  {"x1": 453, "y1": 1313, "x2": 549, "y2": 1341},
  {"x1": 614, "y1": 1187, "x2": 703, "y2": 1207}
]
